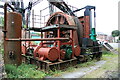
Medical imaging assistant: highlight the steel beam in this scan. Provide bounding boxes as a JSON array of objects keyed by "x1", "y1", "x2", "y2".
[{"x1": 5, "y1": 38, "x2": 69, "y2": 41}]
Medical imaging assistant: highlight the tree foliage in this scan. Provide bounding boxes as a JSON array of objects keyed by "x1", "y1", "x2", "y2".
[{"x1": 111, "y1": 30, "x2": 120, "y2": 37}]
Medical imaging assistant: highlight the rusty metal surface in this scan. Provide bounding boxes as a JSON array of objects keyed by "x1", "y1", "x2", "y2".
[
  {"x1": 5, "y1": 38, "x2": 69, "y2": 41},
  {"x1": 22, "y1": 54, "x2": 77, "y2": 71},
  {"x1": 74, "y1": 45, "x2": 81, "y2": 56},
  {"x1": 3, "y1": 3, "x2": 7, "y2": 38},
  {"x1": 74, "y1": 17, "x2": 83, "y2": 47},
  {"x1": 34, "y1": 46, "x2": 59, "y2": 61},
  {"x1": 57, "y1": 28, "x2": 61, "y2": 60},
  {"x1": 46, "y1": 12, "x2": 76, "y2": 26},
  {"x1": 29, "y1": 24, "x2": 77, "y2": 32},
  {"x1": 45, "y1": 12, "x2": 80, "y2": 46},
  {"x1": 60, "y1": 49, "x2": 66, "y2": 59},
  {"x1": 37, "y1": 47, "x2": 59, "y2": 61},
  {"x1": 79, "y1": 16, "x2": 90, "y2": 38},
  {"x1": 4, "y1": 12, "x2": 22, "y2": 65},
  {"x1": 44, "y1": 12, "x2": 81, "y2": 60}
]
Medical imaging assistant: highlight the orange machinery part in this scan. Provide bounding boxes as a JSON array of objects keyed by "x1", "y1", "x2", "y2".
[
  {"x1": 74, "y1": 45, "x2": 81, "y2": 56},
  {"x1": 34, "y1": 47, "x2": 59, "y2": 61},
  {"x1": 46, "y1": 12, "x2": 79, "y2": 46},
  {"x1": 60, "y1": 49, "x2": 66, "y2": 60}
]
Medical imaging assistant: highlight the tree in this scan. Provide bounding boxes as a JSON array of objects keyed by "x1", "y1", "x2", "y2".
[
  {"x1": 111, "y1": 30, "x2": 120, "y2": 42},
  {"x1": 112, "y1": 30, "x2": 120, "y2": 37}
]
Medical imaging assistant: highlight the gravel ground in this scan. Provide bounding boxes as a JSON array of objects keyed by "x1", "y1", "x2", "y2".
[
  {"x1": 0, "y1": 54, "x2": 6, "y2": 79},
  {"x1": 50, "y1": 60, "x2": 106, "y2": 78},
  {"x1": 100, "y1": 70, "x2": 119, "y2": 79}
]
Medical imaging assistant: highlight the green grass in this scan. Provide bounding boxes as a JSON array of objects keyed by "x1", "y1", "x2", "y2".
[
  {"x1": 47, "y1": 69, "x2": 63, "y2": 77},
  {"x1": 5, "y1": 63, "x2": 46, "y2": 78},
  {"x1": 5, "y1": 50, "x2": 117, "y2": 78}
]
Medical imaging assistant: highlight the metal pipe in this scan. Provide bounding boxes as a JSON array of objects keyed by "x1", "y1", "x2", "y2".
[
  {"x1": 94, "y1": 10, "x2": 96, "y2": 29},
  {"x1": 89, "y1": 10, "x2": 92, "y2": 32},
  {"x1": 42, "y1": 42, "x2": 54, "y2": 44},
  {"x1": 57, "y1": 28, "x2": 61, "y2": 60},
  {"x1": 5, "y1": 38, "x2": 69, "y2": 41},
  {"x1": 4, "y1": 3, "x2": 7, "y2": 32},
  {"x1": 3, "y1": 3, "x2": 15, "y2": 38},
  {"x1": 71, "y1": 30, "x2": 74, "y2": 58}
]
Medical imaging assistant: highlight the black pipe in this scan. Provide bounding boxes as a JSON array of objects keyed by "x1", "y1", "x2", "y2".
[{"x1": 73, "y1": 6, "x2": 95, "y2": 13}]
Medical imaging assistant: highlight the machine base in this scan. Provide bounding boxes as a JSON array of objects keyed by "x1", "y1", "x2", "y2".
[{"x1": 22, "y1": 54, "x2": 77, "y2": 71}]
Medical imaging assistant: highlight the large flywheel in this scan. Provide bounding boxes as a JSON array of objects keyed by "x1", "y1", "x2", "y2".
[
  {"x1": 46, "y1": 12, "x2": 76, "y2": 26},
  {"x1": 46, "y1": 12, "x2": 83, "y2": 46}
]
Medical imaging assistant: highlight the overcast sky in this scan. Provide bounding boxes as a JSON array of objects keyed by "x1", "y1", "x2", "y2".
[
  {"x1": 68, "y1": 0, "x2": 119, "y2": 35},
  {"x1": 32, "y1": 0, "x2": 119, "y2": 35},
  {"x1": 0, "y1": 0, "x2": 119, "y2": 35},
  {"x1": 64, "y1": 0, "x2": 119, "y2": 35}
]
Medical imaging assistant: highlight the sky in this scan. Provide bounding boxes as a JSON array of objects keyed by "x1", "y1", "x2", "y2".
[
  {"x1": 30, "y1": 0, "x2": 119, "y2": 35},
  {"x1": 65, "y1": 0, "x2": 119, "y2": 35},
  {"x1": 0, "y1": 0, "x2": 119, "y2": 35}
]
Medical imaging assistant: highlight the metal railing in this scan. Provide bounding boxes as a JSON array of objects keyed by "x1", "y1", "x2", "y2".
[{"x1": 31, "y1": 4, "x2": 78, "y2": 28}]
